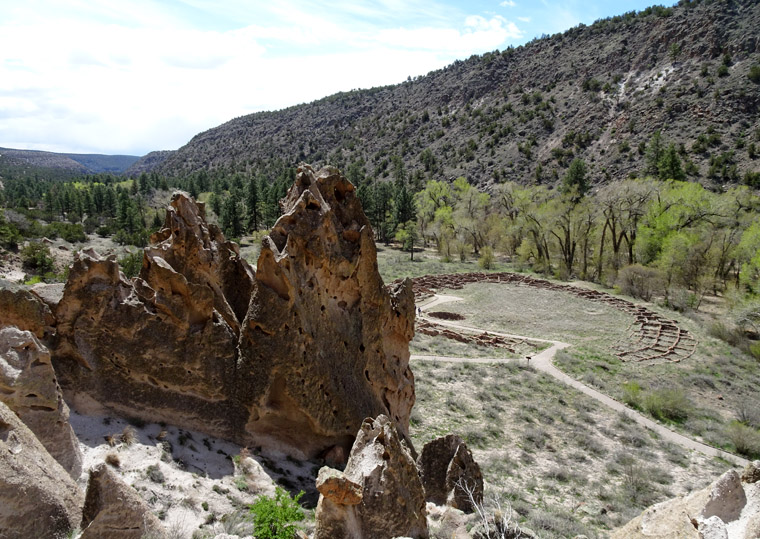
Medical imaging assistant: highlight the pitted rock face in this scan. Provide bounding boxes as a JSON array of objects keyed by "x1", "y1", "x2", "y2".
[
  {"x1": 239, "y1": 165, "x2": 416, "y2": 456},
  {"x1": 51, "y1": 165, "x2": 417, "y2": 459},
  {"x1": 0, "y1": 279, "x2": 55, "y2": 339},
  {"x1": 0, "y1": 401, "x2": 83, "y2": 539},
  {"x1": 314, "y1": 415, "x2": 428, "y2": 539},
  {"x1": 0, "y1": 326, "x2": 82, "y2": 478}
]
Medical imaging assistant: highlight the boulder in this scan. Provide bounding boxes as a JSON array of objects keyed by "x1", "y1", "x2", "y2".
[
  {"x1": 0, "y1": 278, "x2": 55, "y2": 338},
  {"x1": 314, "y1": 415, "x2": 428, "y2": 539},
  {"x1": 0, "y1": 401, "x2": 83, "y2": 538},
  {"x1": 698, "y1": 516, "x2": 727, "y2": 539},
  {"x1": 238, "y1": 165, "x2": 416, "y2": 457},
  {"x1": 701, "y1": 470, "x2": 746, "y2": 524},
  {"x1": 741, "y1": 461, "x2": 760, "y2": 484},
  {"x1": 81, "y1": 462, "x2": 166, "y2": 538},
  {"x1": 0, "y1": 326, "x2": 81, "y2": 477},
  {"x1": 417, "y1": 434, "x2": 484, "y2": 512}
]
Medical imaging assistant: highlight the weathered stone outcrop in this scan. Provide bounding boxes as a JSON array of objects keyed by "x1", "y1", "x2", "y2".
[
  {"x1": 613, "y1": 468, "x2": 760, "y2": 539},
  {"x1": 0, "y1": 278, "x2": 55, "y2": 338},
  {"x1": 0, "y1": 401, "x2": 83, "y2": 538},
  {"x1": 238, "y1": 165, "x2": 416, "y2": 457},
  {"x1": 0, "y1": 326, "x2": 81, "y2": 477},
  {"x1": 146, "y1": 192, "x2": 254, "y2": 335},
  {"x1": 314, "y1": 415, "x2": 428, "y2": 539},
  {"x1": 51, "y1": 166, "x2": 416, "y2": 458},
  {"x1": 81, "y1": 463, "x2": 166, "y2": 539},
  {"x1": 417, "y1": 434, "x2": 483, "y2": 513},
  {"x1": 52, "y1": 246, "x2": 245, "y2": 440}
]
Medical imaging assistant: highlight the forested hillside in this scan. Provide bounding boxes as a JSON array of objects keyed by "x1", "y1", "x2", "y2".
[{"x1": 153, "y1": 0, "x2": 760, "y2": 192}]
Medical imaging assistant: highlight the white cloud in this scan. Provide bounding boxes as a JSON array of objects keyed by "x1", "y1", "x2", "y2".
[
  {"x1": 518, "y1": 16, "x2": 531, "y2": 22},
  {"x1": 500, "y1": 0, "x2": 517, "y2": 7},
  {"x1": 0, "y1": 1, "x2": 524, "y2": 155}
]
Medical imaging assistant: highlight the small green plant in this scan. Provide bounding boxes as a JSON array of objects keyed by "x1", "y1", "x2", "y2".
[
  {"x1": 21, "y1": 241, "x2": 55, "y2": 274},
  {"x1": 247, "y1": 487, "x2": 305, "y2": 539},
  {"x1": 478, "y1": 246, "x2": 495, "y2": 270},
  {"x1": 621, "y1": 381, "x2": 642, "y2": 408},
  {"x1": 749, "y1": 65, "x2": 760, "y2": 84},
  {"x1": 118, "y1": 251, "x2": 142, "y2": 279}
]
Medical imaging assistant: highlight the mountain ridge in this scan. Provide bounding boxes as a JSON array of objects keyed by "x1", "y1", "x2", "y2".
[{"x1": 152, "y1": 0, "x2": 760, "y2": 189}]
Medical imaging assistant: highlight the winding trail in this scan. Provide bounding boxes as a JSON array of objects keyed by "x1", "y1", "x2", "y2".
[{"x1": 413, "y1": 293, "x2": 749, "y2": 468}]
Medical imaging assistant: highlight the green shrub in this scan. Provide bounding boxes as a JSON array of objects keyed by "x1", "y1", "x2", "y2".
[
  {"x1": 750, "y1": 65, "x2": 760, "y2": 84},
  {"x1": 622, "y1": 381, "x2": 642, "y2": 408},
  {"x1": 248, "y1": 487, "x2": 305, "y2": 539},
  {"x1": 118, "y1": 251, "x2": 143, "y2": 279},
  {"x1": 724, "y1": 421, "x2": 760, "y2": 458},
  {"x1": 478, "y1": 246, "x2": 495, "y2": 270},
  {"x1": 21, "y1": 242, "x2": 55, "y2": 274},
  {"x1": 643, "y1": 388, "x2": 691, "y2": 423}
]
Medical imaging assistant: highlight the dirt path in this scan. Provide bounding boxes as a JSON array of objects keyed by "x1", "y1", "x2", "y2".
[{"x1": 414, "y1": 294, "x2": 749, "y2": 467}]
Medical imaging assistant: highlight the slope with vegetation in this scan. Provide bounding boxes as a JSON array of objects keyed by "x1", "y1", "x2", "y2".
[{"x1": 152, "y1": 0, "x2": 759, "y2": 194}]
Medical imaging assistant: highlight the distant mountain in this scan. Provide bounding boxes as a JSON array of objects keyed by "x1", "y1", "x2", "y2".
[
  {"x1": 0, "y1": 147, "x2": 140, "y2": 179},
  {"x1": 124, "y1": 150, "x2": 175, "y2": 177},
  {"x1": 153, "y1": 0, "x2": 760, "y2": 189}
]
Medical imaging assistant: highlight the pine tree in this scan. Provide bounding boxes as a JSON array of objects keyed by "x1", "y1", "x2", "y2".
[{"x1": 246, "y1": 176, "x2": 260, "y2": 232}]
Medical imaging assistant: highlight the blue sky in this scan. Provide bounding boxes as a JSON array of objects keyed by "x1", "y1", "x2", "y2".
[{"x1": 0, "y1": 0, "x2": 676, "y2": 156}]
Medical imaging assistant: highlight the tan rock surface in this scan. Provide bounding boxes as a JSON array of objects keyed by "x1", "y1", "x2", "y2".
[
  {"x1": 0, "y1": 401, "x2": 83, "y2": 538},
  {"x1": 0, "y1": 278, "x2": 55, "y2": 338},
  {"x1": 314, "y1": 415, "x2": 428, "y2": 539},
  {"x1": 81, "y1": 462, "x2": 166, "y2": 539},
  {"x1": 0, "y1": 326, "x2": 81, "y2": 477},
  {"x1": 238, "y1": 165, "x2": 416, "y2": 457},
  {"x1": 316, "y1": 466, "x2": 363, "y2": 505}
]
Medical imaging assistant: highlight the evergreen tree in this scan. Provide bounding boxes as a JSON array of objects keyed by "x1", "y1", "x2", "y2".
[
  {"x1": 561, "y1": 158, "x2": 589, "y2": 201},
  {"x1": 221, "y1": 193, "x2": 243, "y2": 238},
  {"x1": 246, "y1": 176, "x2": 260, "y2": 232},
  {"x1": 646, "y1": 130, "x2": 664, "y2": 176},
  {"x1": 658, "y1": 144, "x2": 685, "y2": 181}
]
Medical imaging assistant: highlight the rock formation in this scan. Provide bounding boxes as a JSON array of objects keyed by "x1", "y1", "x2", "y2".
[
  {"x1": 314, "y1": 415, "x2": 428, "y2": 539},
  {"x1": 0, "y1": 401, "x2": 83, "y2": 538},
  {"x1": 417, "y1": 434, "x2": 484, "y2": 513},
  {"x1": 51, "y1": 165, "x2": 416, "y2": 459},
  {"x1": 237, "y1": 165, "x2": 416, "y2": 457},
  {"x1": 613, "y1": 467, "x2": 760, "y2": 539},
  {"x1": 81, "y1": 462, "x2": 166, "y2": 539},
  {"x1": 0, "y1": 279, "x2": 55, "y2": 338},
  {"x1": 0, "y1": 326, "x2": 82, "y2": 477}
]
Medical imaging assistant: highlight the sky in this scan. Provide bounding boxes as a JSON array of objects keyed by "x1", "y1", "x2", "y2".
[{"x1": 0, "y1": 0, "x2": 677, "y2": 156}]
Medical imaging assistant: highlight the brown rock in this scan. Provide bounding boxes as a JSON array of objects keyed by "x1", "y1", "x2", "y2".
[
  {"x1": 417, "y1": 434, "x2": 484, "y2": 513},
  {"x1": 52, "y1": 248, "x2": 245, "y2": 440},
  {"x1": 316, "y1": 466, "x2": 363, "y2": 505},
  {"x1": 741, "y1": 461, "x2": 760, "y2": 484},
  {"x1": 0, "y1": 326, "x2": 82, "y2": 477},
  {"x1": 0, "y1": 278, "x2": 55, "y2": 338},
  {"x1": 314, "y1": 415, "x2": 428, "y2": 539},
  {"x1": 238, "y1": 165, "x2": 416, "y2": 457},
  {"x1": 701, "y1": 470, "x2": 746, "y2": 524},
  {"x1": 81, "y1": 462, "x2": 166, "y2": 538},
  {"x1": 0, "y1": 401, "x2": 83, "y2": 538}
]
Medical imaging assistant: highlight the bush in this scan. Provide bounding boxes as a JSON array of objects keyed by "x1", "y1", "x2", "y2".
[
  {"x1": 748, "y1": 65, "x2": 760, "y2": 84},
  {"x1": 616, "y1": 264, "x2": 664, "y2": 301},
  {"x1": 478, "y1": 246, "x2": 495, "y2": 270},
  {"x1": 621, "y1": 381, "x2": 642, "y2": 408},
  {"x1": 21, "y1": 242, "x2": 55, "y2": 274},
  {"x1": 643, "y1": 388, "x2": 691, "y2": 423},
  {"x1": 724, "y1": 421, "x2": 760, "y2": 458},
  {"x1": 118, "y1": 251, "x2": 143, "y2": 279},
  {"x1": 248, "y1": 487, "x2": 304, "y2": 539}
]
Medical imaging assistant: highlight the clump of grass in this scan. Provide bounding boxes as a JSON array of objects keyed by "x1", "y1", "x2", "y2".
[
  {"x1": 146, "y1": 464, "x2": 165, "y2": 483},
  {"x1": 121, "y1": 425, "x2": 138, "y2": 446},
  {"x1": 105, "y1": 452, "x2": 120, "y2": 467}
]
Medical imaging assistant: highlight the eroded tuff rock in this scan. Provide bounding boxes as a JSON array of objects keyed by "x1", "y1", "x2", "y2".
[
  {"x1": 53, "y1": 245, "x2": 244, "y2": 440},
  {"x1": 81, "y1": 462, "x2": 166, "y2": 539},
  {"x1": 0, "y1": 401, "x2": 83, "y2": 538},
  {"x1": 238, "y1": 165, "x2": 416, "y2": 456},
  {"x1": 613, "y1": 468, "x2": 759, "y2": 539},
  {"x1": 314, "y1": 415, "x2": 428, "y2": 539},
  {"x1": 0, "y1": 279, "x2": 55, "y2": 338},
  {"x1": 52, "y1": 166, "x2": 416, "y2": 458},
  {"x1": 0, "y1": 326, "x2": 81, "y2": 477},
  {"x1": 417, "y1": 434, "x2": 483, "y2": 513}
]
